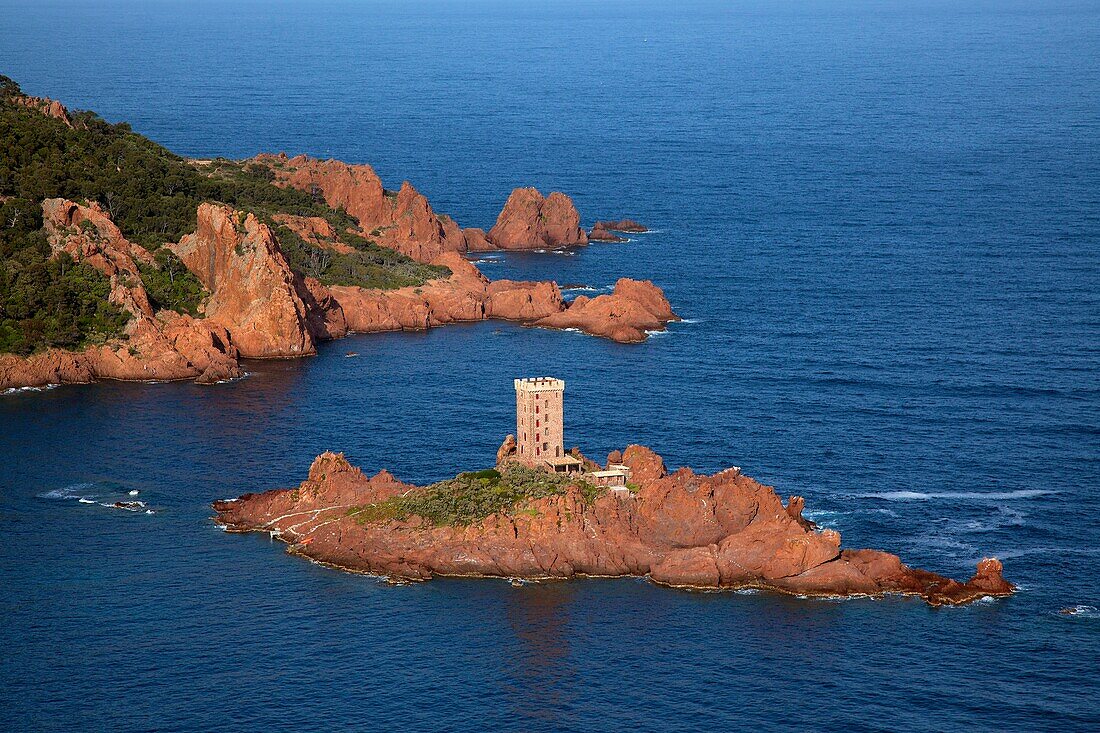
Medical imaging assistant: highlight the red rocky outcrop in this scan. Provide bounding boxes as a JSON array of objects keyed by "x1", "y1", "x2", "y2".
[
  {"x1": 534, "y1": 278, "x2": 679, "y2": 343},
  {"x1": 271, "y1": 213, "x2": 354, "y2": 254},
  {"x1": 487, "y1": 188, "x2": 588, "y2": 250},
  {"x1": 170, "y1": 203, "x2": 316, "y2": 358},
  {"x1": 0, "y1": 200, "x2": 242, "y2": 389},
  {"x1": 589, "y1": 225, "x2": 627, "y2": 242},
  {"x1": 213, "y1": 446, "x2": 1015, "y2": 607},
  {"x1": 594, "y1": 219, "x2": 647, "y2": 233},
  {"x1": 8, "y1": 91, "x2": 75, "y2": 127},
  {"x1": 327, "y1": 251, "x2": 564, "y2": 333},
  {"x1": 252, "y1": 154, "x2": 469, "y2": 263}
]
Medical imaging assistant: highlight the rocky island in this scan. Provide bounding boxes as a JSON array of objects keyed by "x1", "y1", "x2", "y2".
[
  {"x1": 213, "y1": 377, "x2": 1014, "y2": 607},
  {"x1": 0, "y1": 77, "x2": 676, "y2": 391}
]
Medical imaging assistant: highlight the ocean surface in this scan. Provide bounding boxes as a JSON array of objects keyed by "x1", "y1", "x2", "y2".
[{"x1": 2, "y1": 1, "x2": 1099, "y2": 730}]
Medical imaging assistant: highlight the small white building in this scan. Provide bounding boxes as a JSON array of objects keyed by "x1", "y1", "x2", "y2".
[{"x1": 585, "y1": 463, "x2": 632, "y2": 490}]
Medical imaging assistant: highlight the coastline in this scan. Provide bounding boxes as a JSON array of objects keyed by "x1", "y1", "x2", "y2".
[
  {"x1": 212, "y1": 446, "x2": 1015, "y2": 608},
  {"x1": 0, "y1": 86, "x2": 677, "y2": 391}
]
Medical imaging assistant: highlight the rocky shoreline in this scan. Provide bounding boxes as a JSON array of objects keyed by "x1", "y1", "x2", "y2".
[
  {"x1": 212, "y1": 444, "x2": 1014, "y2": 607},
  {"x1": 0, "y1": 90, "x2": 678, "y2": 391}
]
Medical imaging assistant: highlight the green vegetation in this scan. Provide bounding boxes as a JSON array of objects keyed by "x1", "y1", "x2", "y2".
[
  {"x1": 0, "y1": 75, "x2": 447, "y2": 354},
  {"x1": 347, "y1": 464, "x2": 605, "y2": 528},
  {"x1": 0, "y1": 198, "x2": 130, "y2": 354},
  {"x1": 135, "y1": 249, "x2": 205, "y2": 316},
  {"x1": 273, "y1": 221, "x2": 447, "y2": 290}
]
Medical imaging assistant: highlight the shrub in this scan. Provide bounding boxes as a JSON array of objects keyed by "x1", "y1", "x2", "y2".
[{"x1": 348, "y1": 464, "x2": 604, "y2": 527}]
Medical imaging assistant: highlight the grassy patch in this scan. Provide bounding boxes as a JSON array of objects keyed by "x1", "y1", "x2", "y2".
[{"x1": 347, "y1": 464, "x2": 604, "y2": 528}]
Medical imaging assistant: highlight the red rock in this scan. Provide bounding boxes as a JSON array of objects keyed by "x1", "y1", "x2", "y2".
[
  {"x1": 496, "y1": 435, "x2": 517, "y2": 464},
  {"x1": 299, "y1": 276, "x2": 348, "y2": 340},
  {"x1": 620, "y1": 444, "x2": 667, "y2": 482},
  {"x1": 784, "y1": 496, "x2": 816, "y2": 530},
  {"x1": 534, "y1": 278, "x2": 679, "y2": 343},
  {"x1": 9, "y1": 92, "x2": 74, "y2": 127},
  {"x1": 593, "y1": 219, "x2": 647, "y2": 233},
  {"x1": 0, "y1": 200, "x2": 243, "y2": 390},
  {"x1": 271, "y1": 213, "x2": 355, "y2": 254},
  {"x1": 485, "y1": 279, "x2": 564, "y2": 321},
  {"x1": 42, "y1": 198, "x2": 156, "y2": 319},
  {"x1": 213, "y1": 445, "x2": 1015, "y2": 606},
  {"x1": 487, "y1": 188, "x2": 588, "y2": 249},
  {"x1": 251, "y1": 155, "x2": 468, "y2": 263},
  {"x1": 463, "y1": 227, "x2": 496, "y2": 252},
  {"x1": 589, "y1": 225, "x2": 627, "y2": 242},
  {"x1": 170, "y1": 203, "x2": 316, "y2": 358}
]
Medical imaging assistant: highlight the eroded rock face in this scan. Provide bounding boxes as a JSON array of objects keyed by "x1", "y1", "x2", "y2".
[
  {"x1": 463, "y1": 227, "x2": 496, "y2": 252},
  {"x1": 43, "y1": 198, "x2": 156, "y2": 319},
  {"x1": 9, "y1": 92, "x2": 74, "y2": 127},
  {"x1": 328, "y1": 251, "x2": 567, "y2": 335},
  {"x1": 0, "y1": 200, "x2": 242, "y2": 389},
  {"x1": 534, "y1": 278, "x2": 679, "y2": 343},
  {"x1": 252, "y1": 154, "x2": 468, "y2": 263},
  {"x1": 170, "y1": 203, "x2": 316, "y2": 358},
  {"x1": 496, "y1": 435, "x2": 517, "y2": 464},
  {"x1": 213, "y1": 446, "x2": 1015, "y2": 607},
  {"x1": 487, "y1": 188, "x2": 588, "y2": 250}
]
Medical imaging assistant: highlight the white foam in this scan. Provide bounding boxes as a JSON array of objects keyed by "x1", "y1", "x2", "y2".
[
  {"x1": 77, "y1": 498, "x2": 96, "y2": 504},
  {"x1": 644, "y1": 329, "x2": 670, "y2": 337},
  {"x1": 1057, "y1": 604, "x2": 1099, "y2": 619},
  {"x1": 202, "y1": 372, "x2": 251, "y2": 386},
  {"x1": 38, "y1": 483, "x2": 95, "y2": 500},
  {"x1": 677, "y1": 319, "x2": 701, "y2": 324},
  {"x1": 128, "y1": 490, "x2": 140, "y2": 496},
  {"x1": 3, "y1": 384, "x2": 59, "y2": 395},
  {"x1": 857, "y1": 489, "x2": 1056, "y2": 501}
]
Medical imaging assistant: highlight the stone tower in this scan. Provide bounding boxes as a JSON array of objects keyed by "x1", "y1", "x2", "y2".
[{"x1": 514, "y1": 377, "x2": 565, "y2": 465}]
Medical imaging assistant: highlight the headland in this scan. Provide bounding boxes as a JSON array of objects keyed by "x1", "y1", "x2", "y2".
[{"x1": 0, "y1": 78, "x2": 676, "y2": 391}]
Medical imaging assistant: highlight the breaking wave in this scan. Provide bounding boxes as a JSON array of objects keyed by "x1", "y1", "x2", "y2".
[
  {"x1": 38, "y1": 483, "x2": 95, "y2": 500},
  {"x1": 3, "y1": 384, "x2": 59, "y2": 396},
  {"x1": 1056, "y1": 605, "x2": 1099, "y2": 619},
  {"x1": 856, "y1": 489, "x2": 1056, "y2": 501},
  {"x1": 37, "y1": 481, "x2": 155, "y2": 513}
]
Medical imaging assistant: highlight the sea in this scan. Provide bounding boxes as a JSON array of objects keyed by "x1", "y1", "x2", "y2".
[{"x1": 1, "y1": 1, "x2": 1098, "y2": 730}]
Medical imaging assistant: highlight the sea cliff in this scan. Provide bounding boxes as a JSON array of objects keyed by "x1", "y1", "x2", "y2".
[{"x1": 0, "y1": 80, "x2": 675, "y2": 390}]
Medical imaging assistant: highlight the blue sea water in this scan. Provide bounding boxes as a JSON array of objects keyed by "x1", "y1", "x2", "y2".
[{"x1": 2, "y1": 0, "x2": 1099, "y2": 730}]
